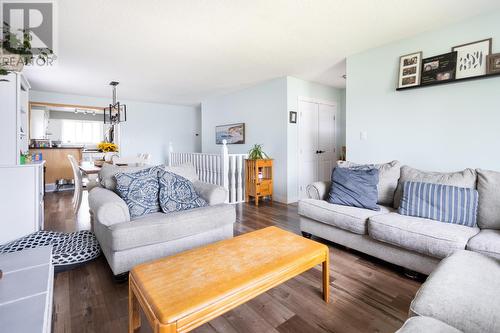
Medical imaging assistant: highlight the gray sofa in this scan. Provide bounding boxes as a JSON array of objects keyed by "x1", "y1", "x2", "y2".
[
  {"x1": 397, "y1": 250, "x2": 500, "y2": 333},
  {"x1": 299, "y1": 161, "x2": 500, "y2": 275},
  {"x1": 88, "y1": 164, "x2": 236, "y2": 276}
]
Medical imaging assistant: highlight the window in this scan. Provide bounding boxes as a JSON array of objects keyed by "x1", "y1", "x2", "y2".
[{"x1": 61, "y1": 120, "x2": 104, "y2": 144}]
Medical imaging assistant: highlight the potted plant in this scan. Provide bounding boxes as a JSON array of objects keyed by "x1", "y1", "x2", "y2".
[
  {"x1": 245, "y1": 144, "x2": 273, "y2": 205},
  {"x1": 1, "y1": 23, "x2": 53, "y2": 77},
  {"x1": 247, "y1": 144, "x2": 270, "y2": 160}
]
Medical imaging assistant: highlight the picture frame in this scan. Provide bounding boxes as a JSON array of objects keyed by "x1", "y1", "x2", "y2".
[
  {"x1": 421, "y1": 52, "x2": 457, "y2": 85},
  {"x1": 487, "y1": 53, "x2": 500, "y2": 74},
  {"x1": 398, "y1": 51, "x2": 422, "y2": 88},
  {"x1": 452, "y1": 38, "x2": 492, "y2": 79},
  {"x1": 289, "y1": 111, "x2": 297, "y2": 123},
  {"x1": 215, "y1": 123, "x2": 245, "y2": 144}
]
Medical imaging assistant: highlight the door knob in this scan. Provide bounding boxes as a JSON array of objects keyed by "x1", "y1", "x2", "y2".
[{"x1": 318, "y1": 150, "x2": 325, "y2": 154}]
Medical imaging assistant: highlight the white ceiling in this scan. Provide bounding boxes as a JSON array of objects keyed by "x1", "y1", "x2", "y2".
[{"x1": 24, "y1": 0, "x2": 500, "y2": 105}]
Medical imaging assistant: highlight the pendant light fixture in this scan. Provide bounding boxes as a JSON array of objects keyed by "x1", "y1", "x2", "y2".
[{"x1": 104, "y1": 81, "x2": 127, "y2": 124}]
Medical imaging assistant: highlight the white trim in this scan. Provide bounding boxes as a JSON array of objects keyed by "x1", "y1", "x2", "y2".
[
  {"x1": 296, "y1": 97, "x2": 337, "y2": 201},
  {"x1": 298, "y1": 96, "x2": 337, "y2": 107}
]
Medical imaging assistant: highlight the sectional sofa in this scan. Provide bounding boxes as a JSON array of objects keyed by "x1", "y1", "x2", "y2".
[
  {"x1": 298, "y1": 161, "x2": 500, "y2": 275},
  {"x1": 397, "y1": 250, "x2": 500, "y2": 333}
]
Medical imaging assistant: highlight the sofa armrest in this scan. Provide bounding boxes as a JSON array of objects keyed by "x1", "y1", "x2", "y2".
[
  {"x1": 193, "y1": 181, "x2": 227, "y2": 206},
  {"x1": 306, "y1": 181, "x2": 331, "y2": 200},
  {"x1": 88, "y1": 187, "x2": 130, "y2": 226}
]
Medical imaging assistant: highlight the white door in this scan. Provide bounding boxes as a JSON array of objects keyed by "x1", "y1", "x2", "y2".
[
  {"x1": 318, "y1": 103, "x2": 336, "y2": 182},
  {"x1": 298, "y1": 100, "x2": 336, "y2": 199}
]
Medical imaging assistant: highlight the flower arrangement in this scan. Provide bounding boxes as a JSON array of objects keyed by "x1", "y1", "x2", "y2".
[{"x1": 98, "y1": 142, "x2": 119, "y2": 153}]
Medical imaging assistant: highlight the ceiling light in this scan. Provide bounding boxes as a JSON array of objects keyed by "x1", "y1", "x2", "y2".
[{"x1": 104, "y1": 81, "x2": 127, "y2": 124}]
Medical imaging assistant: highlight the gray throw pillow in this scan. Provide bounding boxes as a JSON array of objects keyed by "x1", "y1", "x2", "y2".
[
  {"x1": 114, "y1": 166, "x2": 162, "y2": 219},
  {"x1": 337, "y1": 160, "x2": 401, "y2": 206},
  {"x1": 99, "y1": 163, "x2": 150, "y2": 191},
  {"x1": 328, "y1": 167, "x2": 380, "y2": 211},
  {"x1": 158, "y1": 170, "x2": 207, "y2": 214},
  {"x1": 161, "y1": 163, "x2": 199, "y2": 183}
]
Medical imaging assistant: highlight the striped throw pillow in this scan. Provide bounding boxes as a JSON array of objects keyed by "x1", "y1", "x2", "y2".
[{"x1": 398, "y1": 181, "x2": 478, "y2": 227}]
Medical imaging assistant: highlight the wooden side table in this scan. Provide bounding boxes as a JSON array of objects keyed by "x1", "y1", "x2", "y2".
[{"x1": 245, "y1": 159, "x2": 273, "y2": 206}]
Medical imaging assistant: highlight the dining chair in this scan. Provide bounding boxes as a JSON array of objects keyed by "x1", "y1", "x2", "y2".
[{"x1": 67, "y1": 154, "x2": 83, "y2": 215}]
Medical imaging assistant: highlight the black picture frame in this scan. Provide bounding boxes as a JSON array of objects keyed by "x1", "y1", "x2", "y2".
[
  {"x1": 487, "y1": 53, "x2": 500, "y2": 74},
  {"x1": 289, "y1": 111, "x2": 297, "y2": 123},
  {"x1": 397, "y1": 51, "x2": 422, "y2": 88},
  {"x1": 421, "y1": 52, "x2": 457, "y2": 86}
]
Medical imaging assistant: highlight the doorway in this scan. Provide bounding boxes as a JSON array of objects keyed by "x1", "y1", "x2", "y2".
[{"x1": 298, "y1": 99, "x2": 336, "y2": 199}]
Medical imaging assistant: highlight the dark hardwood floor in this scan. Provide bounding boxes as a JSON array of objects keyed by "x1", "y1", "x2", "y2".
[{"x1": 45, "y1": 191, "x2": 422, "y2": 333}]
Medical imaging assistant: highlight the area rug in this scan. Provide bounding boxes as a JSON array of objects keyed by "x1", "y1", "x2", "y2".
[{"x1": 0, "y1": 230, "x2": 101, "y2": 272}]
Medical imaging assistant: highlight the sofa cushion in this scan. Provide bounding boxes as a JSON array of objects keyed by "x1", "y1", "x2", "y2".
[
  {"x1": 298, "y1": 199, "x2": 393, "y2": 235},
  {"x1": 476, "y1": 169, "x2": 500, "y2": 229},
  {"x1": 368, "y1": 213, "x2": 479, "y2": 259},
  {"x1": 467, "y1": 229, "x2": 500, "y2": 260},
  {"x1": 328, "y1": 167, "x2": 380, "y2": 211},
  {"x1": 115, "y1": 166, "x2": 162, "y2": 219},
  {"x1": 338, "y1": 160, "x2": 401, "y2": 206},
  {"x1": 158, "y1": 171, "x2": 207, "y2": 213},
  {"x1": 99, "y1": 163, "x2": 150, "y2": 191},
  {"x1": 410, "y1": 250, "x2": 500, "y2": 333},
  {"x1": 192, "y1": 181, "x2": 227, "y2": 206},
  {"x1": 393, "y1": 166, "x2": 476, "y2": 208},
  {"x1": 98, "y1": 204, "x2": 236, "y2": 251},
  {"x1": 398, "y1": 181, "x2": 478, "y2": 228},
  {"x1": 162, "y1": 163, "x2": 199, "y2": 183},
  {"x1": 396, "y1": 316, "x2": 462, "y2": 333}
]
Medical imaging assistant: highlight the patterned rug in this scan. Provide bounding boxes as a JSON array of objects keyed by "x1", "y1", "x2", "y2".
[{"x1": 0, "y1": 230, "x2": 101, "y2": 272}]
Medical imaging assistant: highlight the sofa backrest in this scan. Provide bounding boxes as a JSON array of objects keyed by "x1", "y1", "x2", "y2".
[
  {"x1": 337, "y1": 160, "x2": 401, "y2": 206},
  {"x1": 99, "y1": 163, "x2": 151, "y2": 191},
  {"x1": 476, "y1": 169, "x2": 500, "y2": 229},
  {"x1": 393, "y1": 166, "x2": 477, "y2": 209},
  {"x1": 98, "y1": 162, "x2": 199, "y2": 192},
  {"x1": 163, "y1": 163, "x2": 199, "y2": 183}
]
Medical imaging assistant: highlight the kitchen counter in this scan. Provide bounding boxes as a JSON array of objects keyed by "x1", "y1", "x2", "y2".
[{"x1": 29, "y1": 148, "x2": 82, "y2": 185}]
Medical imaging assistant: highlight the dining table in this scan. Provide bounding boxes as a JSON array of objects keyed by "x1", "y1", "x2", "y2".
[{"x1": 79, "y1": 162, "x2": 102, "y2": 175}]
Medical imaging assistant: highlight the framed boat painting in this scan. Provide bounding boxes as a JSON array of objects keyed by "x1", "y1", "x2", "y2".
[{"x1": 215, "y1": 123, "x2": 245, "y2": 144}]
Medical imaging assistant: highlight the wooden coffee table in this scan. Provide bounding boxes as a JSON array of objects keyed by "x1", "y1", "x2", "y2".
[{"x1": 129, "y1": 226, "x2": 330, "y2": 333}]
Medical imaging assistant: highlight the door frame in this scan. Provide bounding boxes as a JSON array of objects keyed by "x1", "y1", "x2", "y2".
[{"x1": 297, "y1": 96, "x2": 337, "y2": 199}]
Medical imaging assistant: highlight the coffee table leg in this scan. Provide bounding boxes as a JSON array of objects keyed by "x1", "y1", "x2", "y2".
[
  {"x1": 322, "y1": 251, "x2": 330, "y2": 303},
  {"x1": 129, "y1": 280, "x2": 141, "y2": 333}
]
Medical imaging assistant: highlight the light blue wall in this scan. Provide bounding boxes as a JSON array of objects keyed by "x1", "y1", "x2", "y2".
[
  {"x1": 201, "y1": 76, "x2": 342, "y2": 203},
  {"x1": 286, "y1": 77, "x2": 342, "y2": 202},
  {"x1": 201, "y1": 78, "x2": 288, "y2": 202},
  {"x1": 346, "y1": 10, "x2": 500, "y2": 171},
  {"x1": 30, "y1": 90, "x2": 201, "y2": 164}
]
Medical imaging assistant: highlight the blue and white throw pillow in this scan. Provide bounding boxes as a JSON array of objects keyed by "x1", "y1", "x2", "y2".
[
  {"x1": 399, "y1": 181, "x2": 478, "y2": 227},
  {"x1": 114, "y1": 166, "x2": 162, "y2": 219},
  {"x1": 158, "y1": 170, "x2": 207, "y2": 214}
]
